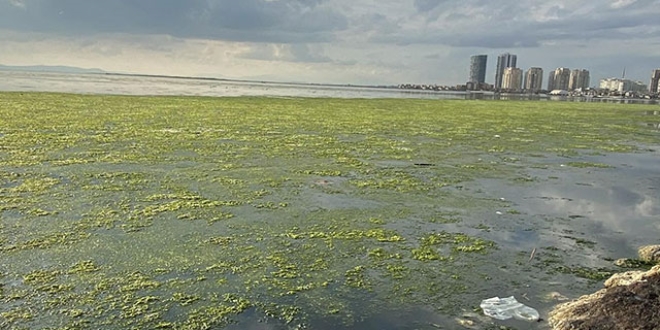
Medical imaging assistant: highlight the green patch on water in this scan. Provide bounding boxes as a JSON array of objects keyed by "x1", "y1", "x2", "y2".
[
  {"x1": 566, "y1": 162, "x2": 614, "y2": 169},
  {"x1": 0, "y1": 93, "x2": 657, "y2": 329}
]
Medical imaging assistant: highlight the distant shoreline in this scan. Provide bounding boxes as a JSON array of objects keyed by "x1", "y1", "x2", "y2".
[
  {"x1": 0, "y1": 65, "x2": 396, "y2": 90},
  {"x1": 1, "y1": 69, "x2": 658, "y2": 104}
]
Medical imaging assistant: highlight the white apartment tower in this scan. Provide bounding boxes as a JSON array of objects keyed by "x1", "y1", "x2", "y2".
[
  {"x1": 502, "y1": 67, "x2": 523, "y2": 91},
  {"x1": 524, "y1": 67, "x2": 544, "y2": 93},
  {"x1": 569, "y1": 69, "x2": 590, "y2": 91},
  {"x1": 549, "y1": 68, "x2": 571, "y2": 91}
]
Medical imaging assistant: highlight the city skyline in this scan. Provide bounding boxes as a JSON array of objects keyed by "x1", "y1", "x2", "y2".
[
  {"x1": 471, "y1": 53, "x2": 658, "y2": 92},
  {"x1": 0, "y1": 1, "x2": 659, "y2": 86},
  {"x1": 468, "y1": 52, "x2": 660, "y2": 93}
]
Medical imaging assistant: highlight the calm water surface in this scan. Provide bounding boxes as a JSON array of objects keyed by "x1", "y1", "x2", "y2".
[
  {"x1": 2, "y1": 70, "x2": 658, "y2": 104},
  {"x1": 0, "y1": 70, "x2": 464, "y2": 99}
]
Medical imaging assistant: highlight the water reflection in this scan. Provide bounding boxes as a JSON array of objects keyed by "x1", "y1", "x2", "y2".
[
  {"x1": 642, "y1": 111, "x2": 660, "y2": 129},
  {"x1": 470, "y1": 151, "x2": 660, "y2": 260}
]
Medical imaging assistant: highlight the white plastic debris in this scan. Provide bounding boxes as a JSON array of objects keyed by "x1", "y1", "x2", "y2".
[
  {"x1": 495, "y1": 211, "x2": 503, "y2": 215},
  {"x1": 480, "y1": 296, "x2": 540, "y2": 322}
]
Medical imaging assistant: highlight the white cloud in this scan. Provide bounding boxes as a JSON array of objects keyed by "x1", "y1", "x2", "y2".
[
  {"x1": 0, "y1": 0, "x2": 659, "y2": 85},
  {"x1": 8, "y1": 0, "x2": 25, "y2": 9},
  {"x1": 611, "y1": 0, "x2": 638, "y2": 8},
  {"x1": 635, "y1": 197, "x2": 655, "y2": 217}
]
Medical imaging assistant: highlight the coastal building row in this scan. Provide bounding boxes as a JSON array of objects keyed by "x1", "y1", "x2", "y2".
[
  {"x1": 547, "y1": 68, "x2": 590, "y2": 91},
  {"x1": 468, "y1": 53, "x2": 590, "y2": 93},
  {"x1": 498, "y1": 66, "x2": 591, "y2": 93},
  {"x1": 599, "y1": 78, "x2": 647, "y2": 93},
  {"x1": 468, "y1": 54, "x2": 660, "y2": 95}
]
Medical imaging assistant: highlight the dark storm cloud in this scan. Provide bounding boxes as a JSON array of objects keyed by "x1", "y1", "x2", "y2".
[
  {"x1": 1, "y1": 0, "x2": 659, "y2": 49},
  {"x1": 369, "y1": 0, "x2": 660, "y2": 48},
  {"x1": 0, "y1": 0, "x2": 347, "y2": 43},
  {"x1": 0, "y1": 0, "x2": 204, "y2": 33}
]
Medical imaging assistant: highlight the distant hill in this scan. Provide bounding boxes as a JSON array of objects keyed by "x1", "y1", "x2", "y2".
[{"x1": 0, "y1": 64, "x2": 105, "y2": 74}]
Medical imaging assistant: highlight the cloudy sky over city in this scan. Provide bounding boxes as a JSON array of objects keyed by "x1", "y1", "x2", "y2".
[{"x1": 1, "y1": 0, "x2": 659, "y2": 85}]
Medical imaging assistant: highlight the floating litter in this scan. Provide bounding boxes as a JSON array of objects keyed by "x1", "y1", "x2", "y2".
[{"x1": 480, "y1": 296, "x2": 539, "y2": 322}]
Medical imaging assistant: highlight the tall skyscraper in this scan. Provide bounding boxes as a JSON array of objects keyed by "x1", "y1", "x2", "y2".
[
  {"x1": 549, "y1": 68, "x2": 571, "y2": 91},
  {"x1": 524, "y1": 67, "x2": 544, "y2": 93},
  {"x1": 495, "y1": 53, "x2": 517, "y2": 90},
  {"x1": 650, "y1": 69, "x2": 660, "y2": 94},
  {"x1": 579, "y1": 69, "x2": 590, "y2": 90},
  {"x1": 569, "y1": 69, "x2": 590, "y2": 91},
  {"x1": 547, "y1": 72, "x2": 555, "y2": 91},
  {"x1": 469, "y1": 55, "x2": 488, "y2": 84},
  {"x1": 502, "y1": 67, "x2": 523, "y2": 91}
]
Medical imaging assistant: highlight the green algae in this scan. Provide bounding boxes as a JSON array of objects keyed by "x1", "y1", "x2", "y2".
[
  {"x1": 23, "y1": 269, "x2": 61, "y2": 286},
  {"x1": 344, "y1": 266, "x2": 369, "y2": 289},
  {"x1": 614, "y1": 258, "x2": 656, "y2": 270},
  {"x1": 566, "y1": 161, "x2": 614, "y2": 169},
  {"x1": 1, "y1": 307, "x2": 34, "y2": 323},
  {"x1": 557, "y1": 266, "x2": 615, "y2": 281},
  {"x1": 0, "y1": 92, "x2": 658, "y2": 329},
  {"x1": 68, "y1": 261, "x2": 100, "y2": 274}
]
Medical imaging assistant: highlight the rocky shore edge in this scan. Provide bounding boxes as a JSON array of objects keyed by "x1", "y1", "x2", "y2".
[{"x1": 548, "y1": 245, "x2": 660, "y2": 330}]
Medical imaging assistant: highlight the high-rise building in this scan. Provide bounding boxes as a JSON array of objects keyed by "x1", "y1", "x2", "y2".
[
  {"x1": 650, "y1": 69, "x2": 660, "y2": 94},
  {"x1": 578, "y1": 69, "x2": 590, "y2": 90},
  {"x1": 569, "y1": 69, "x2": 590, "y2": 91},
  {"x1": 502, "y1": 67, "x2": 523, "y2": 91},
  {"x1": 547, "y1": 72, "x2": 555, "y2": 91},
  {"x1": 469, "y1": 55, "x2": 488, "y2": 84},
  {"x1": 495, "y1": 53, "x2": 517, "y2": 90},
  {"x1": 524, "y1": 67, "x2": 544, "y2": 93},
  {"x1": 549, "y1": 68, "x2": 571, "y2": 91}
]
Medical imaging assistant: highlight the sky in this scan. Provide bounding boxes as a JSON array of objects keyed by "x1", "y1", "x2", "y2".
[{"x1": 1, "y1": 0, "x2": 659, "y2": 86}]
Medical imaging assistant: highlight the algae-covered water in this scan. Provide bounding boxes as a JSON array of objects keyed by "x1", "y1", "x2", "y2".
[{"x1": 0, "y1": 93, "x2": 659, "y2": 329}]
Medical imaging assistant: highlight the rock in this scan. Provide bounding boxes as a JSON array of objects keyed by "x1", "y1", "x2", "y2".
[
  {"x1": 549, "y1": 265, "x2": 660, "y2": 330},
  {"x1": 604, "y1": 269, "x2": 648, "y2": 287},
  {"x1": 638, "y1": 245, "x2": 660, "y2": 263}
]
